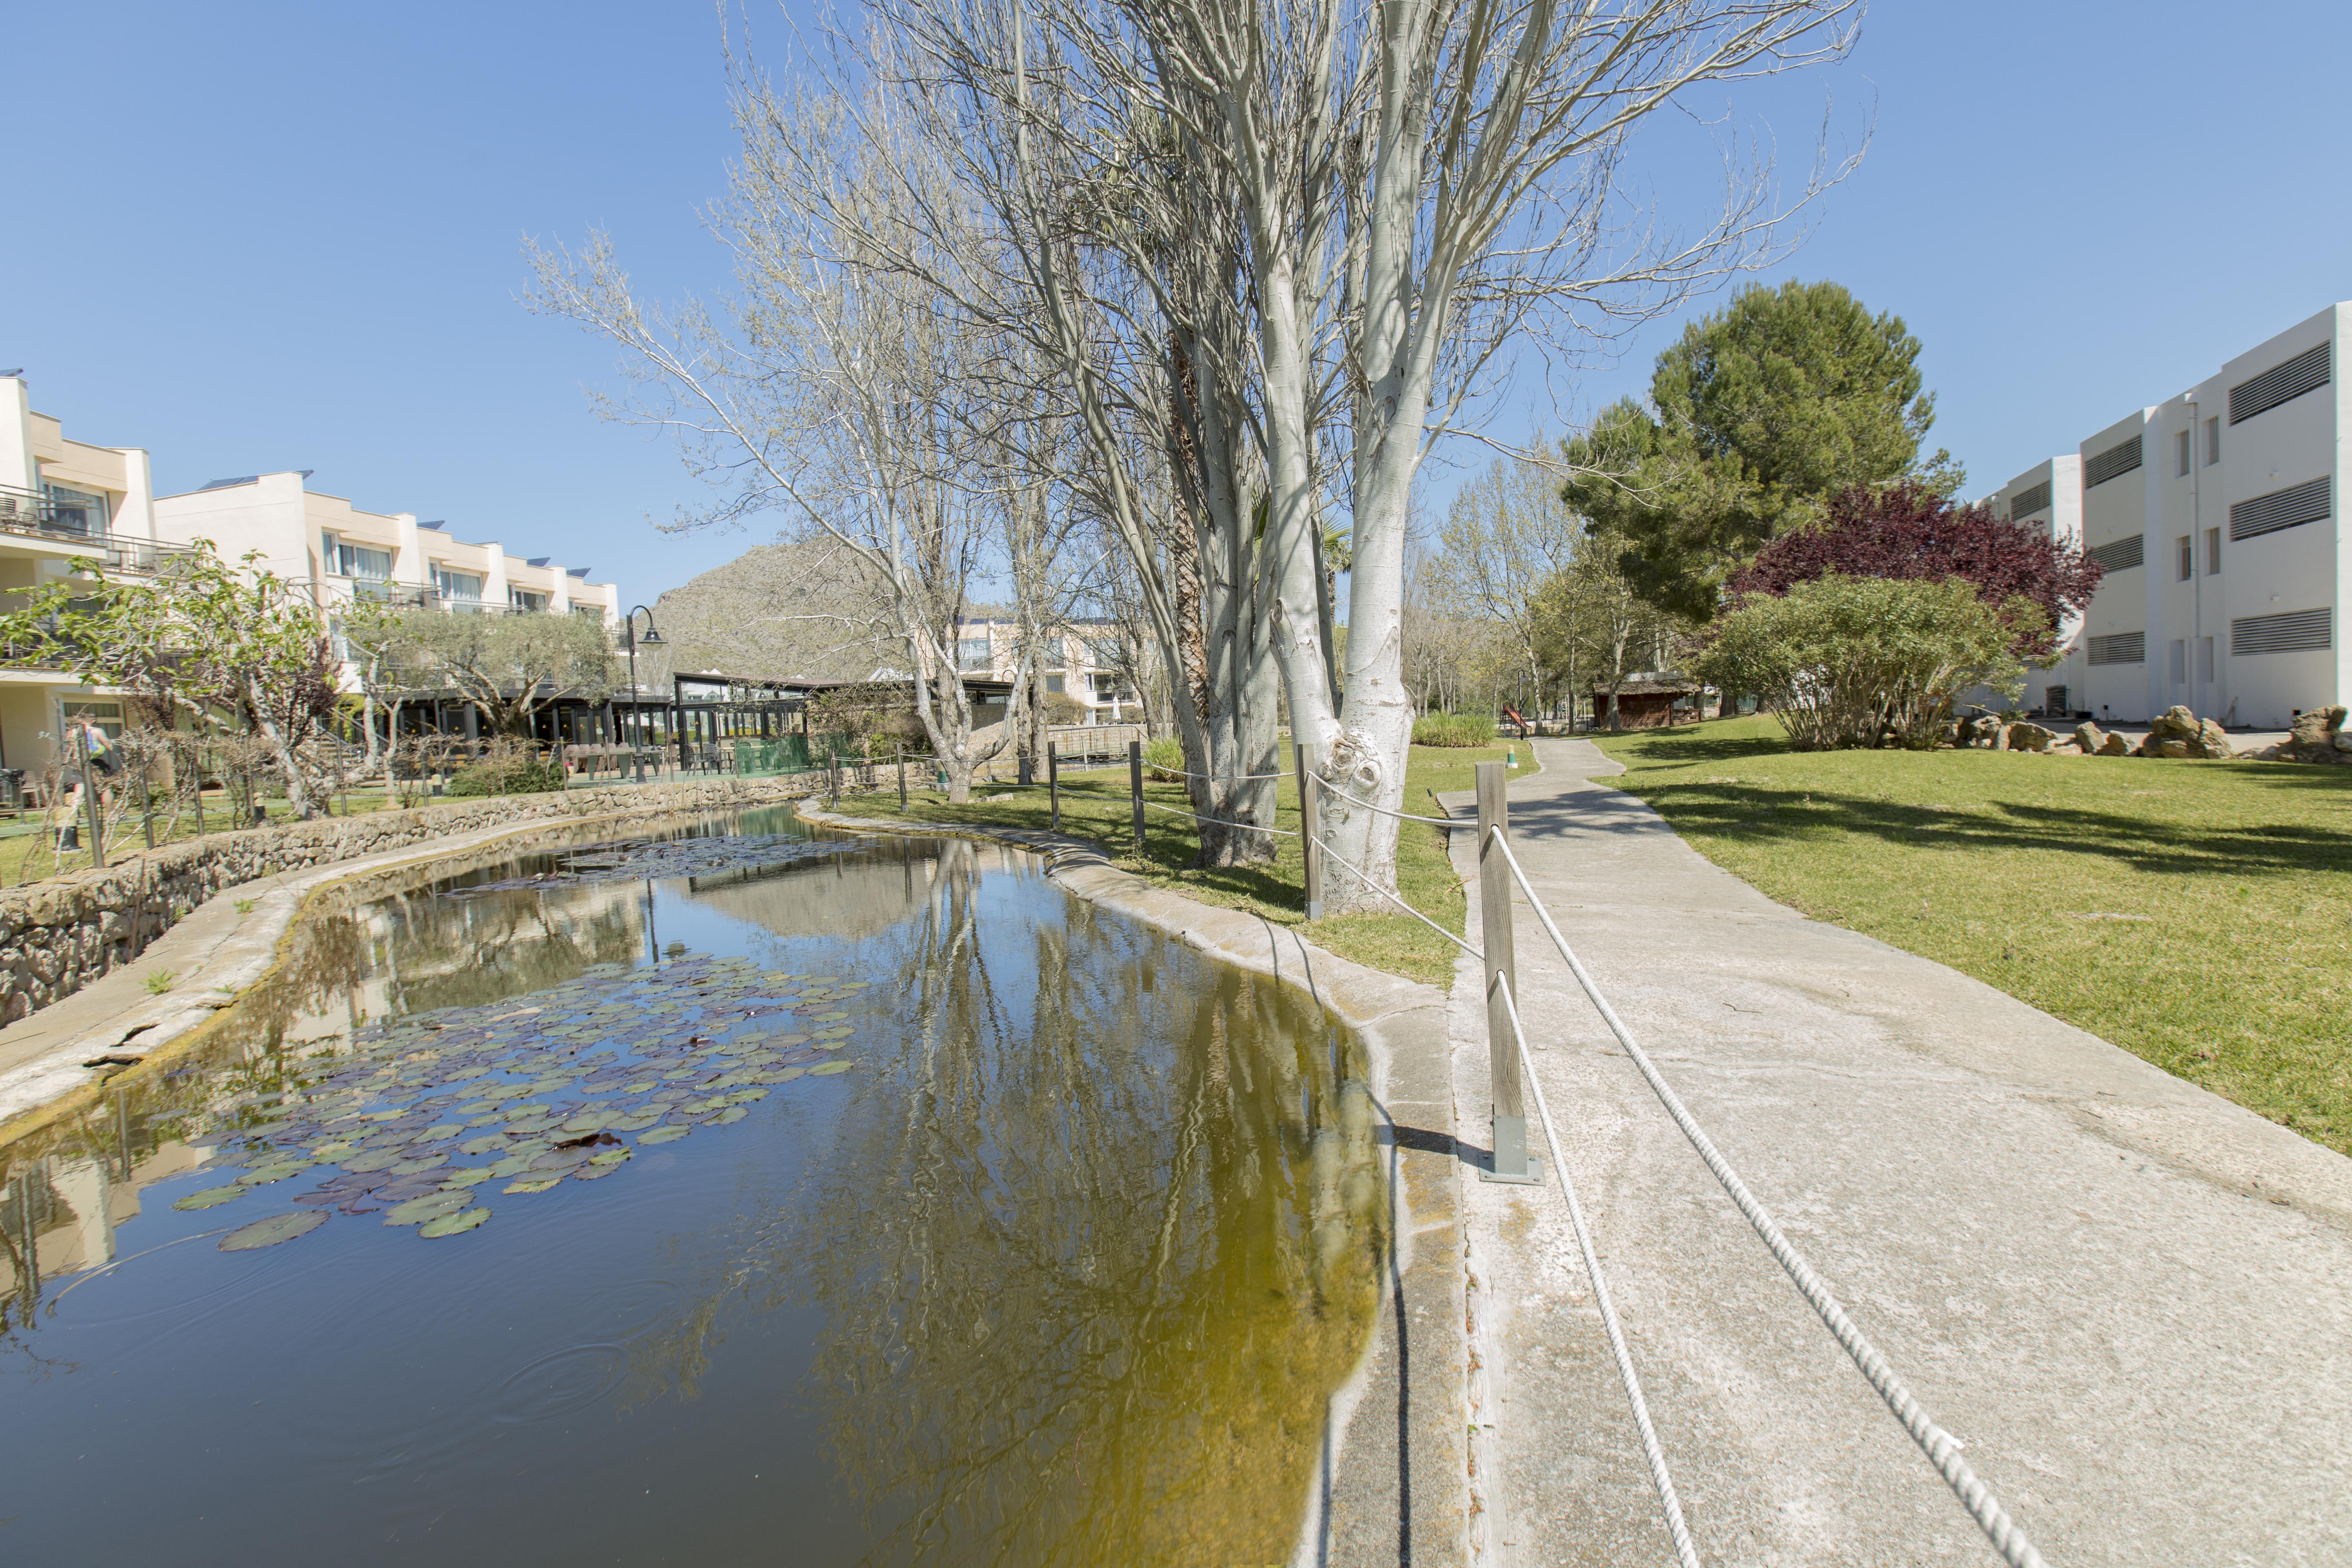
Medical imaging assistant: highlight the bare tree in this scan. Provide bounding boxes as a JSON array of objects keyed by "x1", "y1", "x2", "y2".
[{"x1": 1432, "y1": 445, "x2": 1582, "y2": 720}]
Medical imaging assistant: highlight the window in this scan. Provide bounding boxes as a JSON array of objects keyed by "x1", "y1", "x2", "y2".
[
  {"x1": 2177, "y1": 535, "x2": 2193, "y2": 581},
  {"x1": 2229, "y1": 341, "x2": 2330, "y2": 425},
  {"x1": 2169, "y1": 639, "x2": 2187, "y2": 683},
  {"x1": 509, "y1": 587, "x2": 549, "y2": 612},
  {"x1": 2205, "y1": 527, "x2": 2222, "y2": 575},
  {"x1": 2232, "y1": 607, "x2": 2331, "y2": 655},
  {"x1": 2087, "y1": 632, "x2": 2145, "y2": 666},
  {"x1": 323, "y1": 532, "x2": 392, "y2": 581},
  {"x1": 432, "y1": 566, "x2": 483, "y2": 603},
  {"x1": 1045, "y1": 674, "x2": 1065, "y2": 694},
  {"x1": 2204, "y1": 416, "x2": 2221, "y2": 466},
  {"x1": 2230, "y1": 476, "x2": 2330, "y2": 542},
  {"x1": 956, "y1": 637, "x2": 994, "y2": 671},
  {"x1": 2176, "y1": 430, "x2": 2191, "y2": 477},
  {"x1": 2198, "y1": 636, "x2": 2214, "y2": 684},
  {"x1": 41, "y1": 483, "x2": 108, "y2": 537},
  {"x1": 2085, "y1": 435, "x2": 2144, "y2": 489},
  {"x1": 2088, "y1": 534, "x2": 2144, "y2": 572}
]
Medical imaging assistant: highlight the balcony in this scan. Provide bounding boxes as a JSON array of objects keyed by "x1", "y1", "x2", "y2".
[{"x1": 0, "y1": 486, "x2": 194, "y2": 575}]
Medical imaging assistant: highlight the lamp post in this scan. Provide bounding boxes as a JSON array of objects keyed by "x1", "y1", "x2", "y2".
[{"x1": 621, "y1": 605, "x2": 664, "y2": 786}]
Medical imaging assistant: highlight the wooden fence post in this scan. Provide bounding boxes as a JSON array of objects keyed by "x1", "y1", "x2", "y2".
[
  {"x1": 895, "y1": 744, "x2": 906, "y2": 810},
  {"x1": 1047, "y1": 742, "x2": 1060, "y2": 832},
  {"x1": 1127, "y1": 739, "x2": 1145, "y2": 855},
  {"x1": 1294, "y1": 741, "x2": 1322, "y2": 919},
  {"x1": 1477, "y1": 760, "x2": 1536, "y2": 1183}
]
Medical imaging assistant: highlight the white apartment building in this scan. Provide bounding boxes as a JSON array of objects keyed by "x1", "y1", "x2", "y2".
[
  {"x1": 0, "y1": 376, "x2": 190, "y2": 777},
  {"x1": 1997, "y1": 303, "x2": 2346, "y2": 728},
  {"x1": 955, "y1": 617, "x2": 1145, "y2": 722},
  {"x1": 152, "y1": 472, "x2": 620, "y2": 632}
]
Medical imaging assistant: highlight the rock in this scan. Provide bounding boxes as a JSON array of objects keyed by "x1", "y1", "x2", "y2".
[
  {"x1": 2007, "y1": 722, "x2": 2056, "y2": 753},
  {"x1": 2074, "y1": 722, "x2": 2107, "y2": 754},
  {"x1": 2188, "y1": 719, "x2": 2234, "y2": 760},
  {"x1": 1958, "y1": 715, "x2": 2003, "y2": 748},
  {"x1": 2149, "y1": 704, "x2": 2203, "y2": 742},
  {"x1": 2096, "y1": 732, "x2": 2132, "y2": 757},
  {"x1": 2152, "y1": 739, "x2": 2192, "y2": 759},
  {"x1": 2273, "y1": 704, "x2": 2351, "y2": 765}
]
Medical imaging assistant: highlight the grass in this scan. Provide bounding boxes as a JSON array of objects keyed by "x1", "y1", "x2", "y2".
[
  {"x1": 0, "y1": 787, "x2": 414, "y2": 885},
  {"x1": 1593, "y1": 715, "x2": 2352, "y2": 1155},
  {"x1": 826, "y1": 744, "x2": 1534, "y2": 988}
]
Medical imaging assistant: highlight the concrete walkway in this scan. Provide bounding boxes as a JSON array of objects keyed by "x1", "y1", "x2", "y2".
[{"x1": 1442, "y1": 737, "x2": 2352, "y2": 1567}]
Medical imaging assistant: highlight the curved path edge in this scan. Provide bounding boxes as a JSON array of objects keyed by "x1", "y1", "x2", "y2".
[
  {"x1": 0, "y1": 781, "x2": 820, "y2": 1141},
  {"x1": 797, "y1": 803, "x2": 1474, "y2": 1568}
]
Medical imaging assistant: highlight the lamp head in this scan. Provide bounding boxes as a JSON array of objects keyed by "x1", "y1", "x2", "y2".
[{"x1": 639, "y1": 626, "x2": 664, "y2": 646}]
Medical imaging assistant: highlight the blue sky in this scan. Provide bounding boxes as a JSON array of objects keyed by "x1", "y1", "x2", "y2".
[{"x1": 11, "y1": 1, "x2": 2352, "y2": 602}]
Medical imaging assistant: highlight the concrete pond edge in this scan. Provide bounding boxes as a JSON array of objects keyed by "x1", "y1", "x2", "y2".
[
  {"x1": 0, "y1": 777, "x2": 824, "y2": 1142},
  {"x1": 796, "y1": 802, "x2": 1474, "y2": 1568}
]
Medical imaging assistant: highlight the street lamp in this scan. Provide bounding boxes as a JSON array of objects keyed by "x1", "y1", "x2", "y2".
[{"x1": 621, "y1": 605, "x2": 664, "y2": 784}]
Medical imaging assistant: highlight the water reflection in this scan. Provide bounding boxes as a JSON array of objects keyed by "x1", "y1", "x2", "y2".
[{"x1": 0, "y1": 819, "x2": 1384, "y2": 1564}]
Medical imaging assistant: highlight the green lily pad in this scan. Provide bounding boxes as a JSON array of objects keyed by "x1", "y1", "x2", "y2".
[
  {"x1": 487, "y1": 1155, "x2": 534, "y2": 1178},
  {"x1": 811, "y1": 1010, "x2": 851, "y2": 1022},
  {"x1": 727, "y1": 1088, "x2": 768, "y2": 1105},
  {"x1": 809, "y1": 1060, "x2": 853, "y2": 1076},
  {"x1": 572, "y1": 1159, "x2": 626, "y2": 1180},
  {"x1": 506, "y1": 1116, "x2": 561, "y2": 1135},
  {"x1": 758, "y1": 1067, "x2": 806, "y2": 1084},
  {"x1": 174, "y1": 1185, "x2": 246, "y2": 1211},
  {"x1": 390, "y1": 1154, "x2": 448, "y2": 1174},
  {"x1": 608, "y1": 1112, "x2": 662, "y2": 1131},
  {"x1": 561, "y1": 1111, "x2": 618, "y2": 1134},
  {"x1": 238, "y1": 1162, "x2": 310, "y2": 1185},
  {"x1": 704, "y1": 1106, "x2": 748, "y2": 1126},
  {"x1": 457, "y1": 1100, "x2": 499, "y2": 1114},
  {"x1": 481, "y1": 1083, "x2": 531, "y2": 1100},
  {"x1": 442, "y1": 1167, "x2": 497, "y2": 1187},
  {"x1": 810, "y1": 1040, "x2": 845, "y2": 1052},
  {"x1": 220, "y1": 1210, "x2": 327, "y2": 1250},
  {"x1": 419, "y1": 1207, "x2": 490, "y2": 1238},
  {"x1": 385, "y1": 1192, "x2": 469, "y2": 1225},
  {"x1": 588, "y1": 1146, "x2": 633, "y2": 1166},
  {"x1": 312, "y1": 1140, "x2": 357, "y2": 1158},
  {"x1": 638, "y1": 1125, "x2": 691, "y2": 1145},
  {"x1": 459, "y1": 1135, "x2": 508, "y2": 1156},
  {"x1": 503, "y1": 1176, "x2": 563, "y2": 1194},
  {"x1": 419, "y1": 1123, "x2": 467, "y2": 1140},
  {"x1": 341, "y1": 1150, "x2": 404, "y2": 1172},
  {"x1": 621, "y1": 1079, "x2": 661, "y2": 1094}
]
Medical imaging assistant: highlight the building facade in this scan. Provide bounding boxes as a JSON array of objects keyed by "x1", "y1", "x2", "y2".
[
  {"x1": 151, "y1": 472, "x2": 619, "y2": 630},
  {"x1": 953, "y1": 618, "x2": 1147, "y2": 723},
  {"x1": 0, "y1": 376, "x2": 193, "y2": 776},
  {"x1": 1998, "y1": 303, "x2": 2346, "y2": 728}
]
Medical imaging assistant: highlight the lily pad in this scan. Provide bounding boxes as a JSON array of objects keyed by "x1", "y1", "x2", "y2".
[
  {"x1": 390, "y1": 1154, "x2": 449, "y2": 1174},
  {"x1": 503, "y1": 1176, "x2": 562, "y2": 1194},
  {"x1": 238, "y1": 1161, "x2": 311, "y2": 1185},
  {"x1": 220, "y1": 1210, "x2": 327, "y2": 1251},
  {"x1": 174, "y1": 1185, "x2": 247, "y2": 1211},
  {"x1": 442, "y1": 1167, "x2": 497, "y2": 1187},
  {"x1": 638, "y1": 1125, "x2": 691, "y2": 1145},
  {"x1": 811, "y1": 1010, "x2": 851, "y2": 1022},
  {"x1": 459, "y1": 1134, "x2": 508, "y2": 1156},
  {"x1": 561, "y1": 1111, "x2": 619, "y2": 1134},
  {"x1": 810, "y1": 1040, "x2": 846, "y2": 1052},
  {"x1": 419, "y1": 1207, "x2": 490, "y2": 1238},
  {"x1": 506, "y1": 1116, "x2": 562, "y2": 1136},
  {"x1": 727, "y1": 1088, "x2": 769, "y2": 1105},
  {"x1": 809, "y1": 1060, "x2": 854, "y2": 1076},
  {"x1": 385, "y1": 1192, "x2": 470, "y2": 1226},
  {"x1": 341, "y1": 1150, "x2": 403, "y2": 1172},
  {"x1": 608, "y1": 1113, "x2": 662, "y2": 1131},
  {"x1": 487, "y1": 1154, "x2": 534, "y2": 1178},
  {"x1": 588, "y1": 1146, "x2": 633, "y2": 1166},
  {"x1": 759, "y1": 1067, "x2": 807, "y2": 1084},
  {"x1": 572, "y1": 1159, "x2": 626, "y2": 1180},
  {"x1": 312, "y1": 1140, "x2": 357, "y2": 1158},
  {"x1": 418, "y1": 1123, "x2": 468, "y2": 1141},
  {"x1": 703, "y1": 1106, "x2": 749, "y2": 1126}
]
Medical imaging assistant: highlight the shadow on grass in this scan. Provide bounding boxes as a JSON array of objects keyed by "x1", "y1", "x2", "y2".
[{"x1": 1594, "y1": 780, "x2": 2352, "y2": 879}]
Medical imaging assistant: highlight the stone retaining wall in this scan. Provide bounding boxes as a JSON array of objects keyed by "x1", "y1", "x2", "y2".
[{"x1": 0, "y1": 777, "x2": 818, "y2": 1025}]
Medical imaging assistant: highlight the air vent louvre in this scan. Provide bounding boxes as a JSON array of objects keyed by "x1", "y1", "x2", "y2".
[
  {"x1": 2084, "y1": 436, "x2": 2143, "y2": 489},
  {"x1": 2087, "y1": 632, "x2": 2145, "y2": 666},
  {"x1": 2228, "y1": 341, "x2": 2330, "y2": 425},
  {"x1": 2087, "y1": 534, "x2": 2144, "y2": 572},
  {"x1": 2231, "y1": 607, "x2": 2332, "y2": 655},
  {"x1": 2227, "y1": 476, "x2": 2330, "y2": 542},
  {"x1": 2008, "y1": 480, "x2": 2053, "y2": 519}
]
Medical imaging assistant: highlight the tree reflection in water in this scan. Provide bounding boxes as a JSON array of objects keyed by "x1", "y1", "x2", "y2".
[{"x1": 625, "y1": 841, "x2": 1387, "y2": 1564}]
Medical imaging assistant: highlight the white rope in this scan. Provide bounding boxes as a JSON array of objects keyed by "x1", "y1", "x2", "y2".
[
  {"x1": 1305, "y1": 830, "x2": 1481, "y2": 959},
  {"x1": 1309, "y1": 771, "x2": 1460, "y2": 826},
  {"x1": 1136, "y1": 796, "x2": 1300, "y2": 837},
  {"x1": 1492, "y1": 971, "x2": 1701, "y2": 1568},
  {"x1": 1167, "y1": 766, "x2": 1289, "y2": 782},
  {"x1": 1488, "y1": 831, "x2": 2048, "y2": 1568}
]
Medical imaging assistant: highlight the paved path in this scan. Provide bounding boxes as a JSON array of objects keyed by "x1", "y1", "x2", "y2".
[{"x1": 1441, "y1": 738, "x2": 2352, "y2": 1567}]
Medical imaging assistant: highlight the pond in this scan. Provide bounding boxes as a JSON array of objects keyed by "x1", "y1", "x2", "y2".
[{"x1": 0, "y1": 807, "x2": 1386, "y2": 1564}]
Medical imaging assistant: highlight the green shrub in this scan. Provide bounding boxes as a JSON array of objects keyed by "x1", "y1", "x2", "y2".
[
  {"x1": 445, "y1": 754, "x2": 566, "y2": 797},
  {"x1": 1695, "y1": 574, "x2": 2033, "y2": 751},
  {"x1": 1140, "y1": 735, "x2": 1186, "y2": 782},
  {"x1": 1412, "y1": 712, "x2": 1495, "y2": 747}
]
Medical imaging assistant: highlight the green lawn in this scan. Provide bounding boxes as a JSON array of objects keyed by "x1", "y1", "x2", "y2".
[
  {"x1": 825, "y1": 744, "x2": 1534, "y2": 988},
  {"x1": 1594, "y1": 716, "x2": 2352, "y2": 1155}
]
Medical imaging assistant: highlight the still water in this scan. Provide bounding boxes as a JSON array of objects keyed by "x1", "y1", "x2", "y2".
[{"x1": 0, "y1": 808, "x2": 1385, "y2": 1564}]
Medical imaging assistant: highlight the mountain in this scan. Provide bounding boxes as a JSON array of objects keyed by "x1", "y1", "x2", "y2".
[{"x1": 647, "y1": 541, "x2": 895, "y2": 684}]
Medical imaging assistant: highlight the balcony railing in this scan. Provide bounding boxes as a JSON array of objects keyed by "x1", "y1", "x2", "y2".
[{"x1": 0, "y1": 488, "x2": 196, "y2": 576}]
